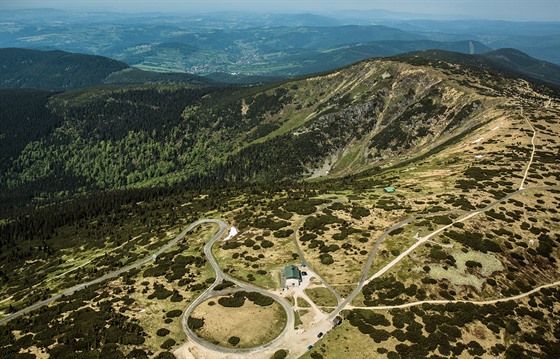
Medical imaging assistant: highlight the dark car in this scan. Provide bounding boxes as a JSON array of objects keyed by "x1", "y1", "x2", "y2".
[
  {"x1": 333, "y1": 316, "x2": 343, "y2": 326},
  {"x1": 307, "y1": 345, "x2": 313, "y2": 350},
  {"x1": 317, "y1": 332, "x2": 324, "y2": 338}
]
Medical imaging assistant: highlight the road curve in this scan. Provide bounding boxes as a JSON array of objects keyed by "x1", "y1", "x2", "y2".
[
  {"x1": 0, "y1": 219, "x2": 226, "y2": 325},
  {"x1": 1, "y1": 218, "x2": 295, "y2": 355},
  {"x1": 182, "y1": 219, "x2": 295, "y2": 355}
]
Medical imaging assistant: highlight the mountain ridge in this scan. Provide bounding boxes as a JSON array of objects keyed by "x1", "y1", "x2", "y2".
[
  {"x1": 0, "y1": 48, "x2": 215, "y2": 91},
  {"x1": 2, "y1": 54, "x2": 557, "y2": 207},
  {"x1": 398, "y1": 48, "x2": 560, "y2": 88},
  {"x1": 3, "y1": 46, "x2": 558, "y2": 93},
  {"x1": 1, "y1": 10, "x2": 560, "y2": 359}
]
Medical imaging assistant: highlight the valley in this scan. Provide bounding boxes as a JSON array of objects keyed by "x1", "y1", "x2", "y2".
[{"x1": 2, "y1": 9, "x2": 558, "y2": 78}]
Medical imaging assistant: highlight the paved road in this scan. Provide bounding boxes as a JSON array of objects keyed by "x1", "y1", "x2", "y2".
[
  {"x1": 0, "y1": 219, "x2": 226, "y2": 325},
  {"x1": 182, "y1": 220, "x2": 295, "y2": 355},
  {"x1": 2, "y1": 101, "x2": 556, "y2": 356},
  {"x1": 1, "y1": 217, "x2": 295, "y2": 355}
]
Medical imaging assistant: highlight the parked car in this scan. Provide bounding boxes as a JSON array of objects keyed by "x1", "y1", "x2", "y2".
[
  {"x1": 302, "y1": 271, "x2": 308, "y2": 276},
  {"x1": 317, "y1": 332, "x2": 324, "y2": 338},
  {"x1": 307, "y1": 345, "x2": 313, "y2": 350},
  {"x1": 333, "y1": 316, "x2": 343, "y2": 326}
]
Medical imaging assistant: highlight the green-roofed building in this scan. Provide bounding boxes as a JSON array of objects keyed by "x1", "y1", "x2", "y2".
[
  {"x1": 383, "y1": 186, "x2": 396, "y2": 193},
  {"x1": 284, "y1": 265, "x2": 302, "y2": 287}
]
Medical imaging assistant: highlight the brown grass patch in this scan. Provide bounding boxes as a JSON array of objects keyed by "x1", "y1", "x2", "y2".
[{"x1": 191, "y1": 295, "x2": 287, "y2": 348}]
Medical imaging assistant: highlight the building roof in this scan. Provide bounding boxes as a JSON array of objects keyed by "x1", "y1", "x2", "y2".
[
  {"x1": 384, "y1": 186, "x2": 396, "y2": 193},
  {"x1": 284, "y1": 265, "x2": 302, "y2": 280}
]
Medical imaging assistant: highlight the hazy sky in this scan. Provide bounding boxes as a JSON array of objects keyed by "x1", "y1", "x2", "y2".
[{"x1": 2, "y1": 0, "x2": 559, "y2": 21}]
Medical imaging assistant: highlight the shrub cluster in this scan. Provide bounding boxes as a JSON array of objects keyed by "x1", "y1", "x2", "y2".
[
  {"x1": 228, "y1": 336, "x2": 240, "y2": 346},
  {"x1": 218, "y1": 292, "x2": 246, "y2": 307},
  {"x1": 187, "y1": 316, "x2": 205, "y2": 330}
]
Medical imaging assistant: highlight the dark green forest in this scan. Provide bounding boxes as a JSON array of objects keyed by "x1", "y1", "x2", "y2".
[
  {"x1": 0, "y1": 89, "x2": 62, "y2": 170},
  {"x1": 0, "y1": 79, "x2": 379, "y2": 208},
  {"x1": 0, "y1": 48, "x2": 128, "y2": 91}
]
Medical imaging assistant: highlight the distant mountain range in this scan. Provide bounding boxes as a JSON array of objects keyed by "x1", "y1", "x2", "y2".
[
  {"x1": 1, "y1": 46, "x2": 559, "y2": 92},
  {"x1": 287, "y1": 40, "x2": 492, "y2": 75},
  {"x1": 2, "y1": 10, "x2": 558, "y2": 79},
  {"x1": 107, "y1": 37, "x2": 492, "y2": 77}
]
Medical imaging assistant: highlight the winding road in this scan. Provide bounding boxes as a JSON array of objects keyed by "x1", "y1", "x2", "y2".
[
  {"x1": 2, "y1": 100, "x2": 558, "y2": 358},
  {"x1": 181, "y1": 220, "x2": 294, "y2": 355},
  {"x1": 0, "y1": 219, "x2": 220, "y2": 325},
  {"x1": 0, "y1": 218, "x2": 295, "y2": 354}
]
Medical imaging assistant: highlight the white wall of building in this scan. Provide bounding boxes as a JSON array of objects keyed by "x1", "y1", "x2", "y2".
[{"x1": 286, "y1": 278, "x2": 300, "y2": 287}]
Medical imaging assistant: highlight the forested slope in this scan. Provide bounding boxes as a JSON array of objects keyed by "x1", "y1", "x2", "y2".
[
  {"x1": 0, "y1": 48, "x2": 128, "y2": 90},
  {"x1": 1, "y1": 50, "x2": 559, "y2": 359},
  {"x1": 0, "y1": 48, "x2": 214, "y2": 91},
  {"x1": 1, "y1": 55, "x2": 555, "y2": 208}
]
